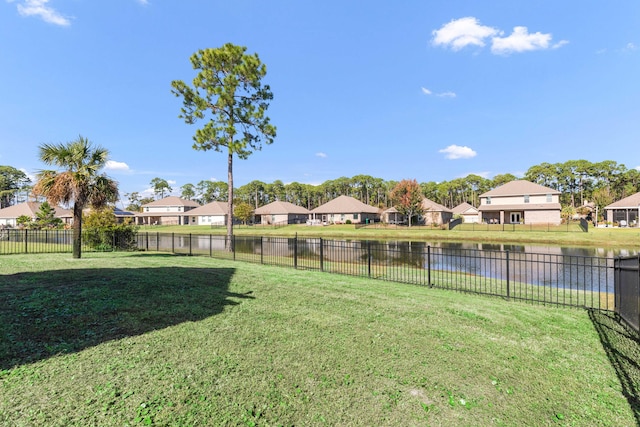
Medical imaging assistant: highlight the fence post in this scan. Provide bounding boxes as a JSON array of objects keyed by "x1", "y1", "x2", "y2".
[
  {"x1": 427, "y1": 245, "x2": 432, "y2": 287},
  {"x1": 189, "y1": 233, "x2": 192, "y2": 256},
  {"x1": 506, "y1": 250, "x2": 511, "y2": 300},
  {"x1": 233, "y1": 235, "x2": 236, "y2": 261},
  {"x1": 24, "y1": 229, "x2": 28, "y2": 254},
  {"x1": 172, "y1": 232, "x2": 175, "y2": 254},
  {"x1": 260, "y1": 236, "x2": 264, "y2": 264},
  {"x1": 320, "y1": 238, "x2": 324, "y2": 272},
  {"x1": 209, "y1": 234, "x2": 212, "y2": 257},
  {"x1": 367, "y1": 241, "x2": 371, "y2": 278},
  {"x1": 113, "y1": 231, "x2": 116, "y2": 252},
  {"x1": 156, "y1": 232, "x2": 159, "y2": 251},
  {"x1": 294, "y1": 234, "x2": 298, "y2": 269}
]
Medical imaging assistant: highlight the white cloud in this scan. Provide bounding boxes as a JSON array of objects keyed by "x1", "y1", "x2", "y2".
[
  {"x1": 19, "y1": 167, "x2": 36, "y2": 182},
  {"x1": 167, "y1": 180, "x2": 177, "y2": 185},
  {"x1": 315, "y1": 152, "x2": 327, "y2": 158},
  {"x1": 439, "y1": 145, "x2": 477, "y2": 160},
  {"x1": 625, "y1": 42, "x2": 637, "y2": 51},
  {"x1": 491, "y1": 26, "x2": 559, "y2": 55},
  {"x1": 136, "y1": 0, "x2": 149, "y2": 5},
  {"x1": 436, "y1": 91, "x2": 457, "y2": 98},
  {"x1": 432, "y1": 17, "x2": 499, "y2": 51},
  {"x1": 105, "y1": 160, "x2": 130, "y2": 172},
  {"x1": 433, "y1": 17, "x2": 567, "y2": 55},
  {"x1": 8, "y1": 0, "x2": 71, "y2": 26},
  {"x1": 421, "y1": 87, "x2": 432, "y2": 95}
]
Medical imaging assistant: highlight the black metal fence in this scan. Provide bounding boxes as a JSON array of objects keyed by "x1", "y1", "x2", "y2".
[
  {"x1": 134, "y1": 232, "x2": 615, "y2": 311},
  {"x1": 1, "y1": 229, "x2": 622, "y2": 313},
  {"x1": 614, "y1": 256, "x2": 640, "y2": 332}
]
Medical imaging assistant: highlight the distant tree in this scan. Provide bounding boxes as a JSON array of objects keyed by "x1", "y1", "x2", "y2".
[
  {"x1": 34, "y1": 136, "x2": 118, "y2": 259},
  {"x1": 139, "y1": 196, "x2": 155, "y2": 207},
  {"x1": 197, "y1": 180, "x2": 228, "y2": 203},
  {"x1": 0, "y1": 166, "x2": 31, "y2": 208},
  {"x1": 124, "y1": 191, "x2": 142, "y2": 212},
  {"x1": 180, "y1": 183, "x2": 196, "y2": 200},
  {"x1": 234, "y1": 202, "x2": 254, "y2": 225},
  {"x1": 491, "y1": 173, "x2": 518, "y2": 188},
  {"x1": 150, "y1": 177, "x2": 172, "y2": 199},
  {"x1": 35, "y1": 201, "x2": 63, "y2": 229},
  {"x1": 172, "y1": 43, "x2": 276, "y2": 250},
  {"x1": 390, "y1": 179, "x2": 424, "y2": 228},
  {"x1": 16, "y1": 215, "x2": 32, "y2": 228}
]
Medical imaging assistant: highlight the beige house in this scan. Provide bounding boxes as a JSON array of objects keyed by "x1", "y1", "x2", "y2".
[
  {"x1": 254, "y1": 201, "x2": 310, "y2": 225},
  {"x1": 311, "y1": 195, "x2": 379, "y2": 224},
  {"x1": 452, "y1": 202, "x2": 480, "y2": 223},
  {"x1": 136, "y1": 196, "x2": 200, "y2": 225},
  {"x1": 478, "y1": 180, "x2": 561, "y2": 225},
  {"x1": 604, "y1": 192, "x2": 640, "y2": 226},
  {"x1": 187, "y1": 201, "x2": 229, "y2": 226},
  {"x1": 0, "y1": 202, "x2": 72, "y2": 227},
  {"x1": 420, "y1": 197, "x2": 454, "y2": 225}
]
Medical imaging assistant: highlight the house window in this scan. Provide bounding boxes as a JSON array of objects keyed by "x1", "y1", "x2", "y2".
[
  {"x1": 341, "y1": 214, "x2": 345, "y2": 221},
  {"x1": 145, "y1": 207, "x2": 149, "y2": 212},
  {"x1": 546, "y1": 194, "x2": 552, "y2": 202},
  {"x1": 353, "y1": 213, "x2": 359, "y2": 220},
  {"x1": 524, "y1": 195, "x2": 530, "y2": 203},
  {"x1": 486, "y1": 197, "x2": 491, "y2": 205}
]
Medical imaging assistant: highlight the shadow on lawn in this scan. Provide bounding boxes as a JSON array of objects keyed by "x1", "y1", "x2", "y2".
[
  {"x1": 589, "y1": 309, "x2": 640, "y2": 426},
  {"x1": 0, "y1": 266, "x2": 251, "y2": 370}
]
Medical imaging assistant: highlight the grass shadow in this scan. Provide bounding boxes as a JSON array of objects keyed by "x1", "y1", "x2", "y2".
[
  {"x1": 0, "y1": 266, "x2": 250, "y2": 370},
  {"x1": 589, "y1": 309, "x2": 640, "y2": 426}
]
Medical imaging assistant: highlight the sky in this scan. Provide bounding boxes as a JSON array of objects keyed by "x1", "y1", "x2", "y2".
[{"x1": 1, "y1": 1, "x2": 639, "y2": 204}]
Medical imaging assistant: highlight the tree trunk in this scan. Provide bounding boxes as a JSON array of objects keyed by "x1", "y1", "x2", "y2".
[
  {"x1": 72, "y1": 203, "x2": 83, "y2": 259},
  {"x1": 226, "y1": 150, "x2": 234, "y2": 252}
]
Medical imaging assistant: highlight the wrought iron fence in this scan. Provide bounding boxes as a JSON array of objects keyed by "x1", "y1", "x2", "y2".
[
  {"x1": 0, "y1": 229, "x2": 618, "y2": 312},
  {"x1": 133, "y1": 232, "x2": 615, "y2": 311},
  {"x1": 614, "y1": 256, "x2": 640, "y2": 332}
]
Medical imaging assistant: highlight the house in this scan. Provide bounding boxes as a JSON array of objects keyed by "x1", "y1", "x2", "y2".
[
  {"x1": 382, "y1": 197, "x2": 453, "y2": 225},
  {"x1": 136, "y1": 196, "x2": 200, "y2": 225},
  {"x1": 187, "y1": 201, "x2": 229, "y2": 226},
  {"x1": 604, "y1": 192, "x2": 640, "y2": 226},
  {"x1": 310, "y1": 195, "x2": 379, "y2": 224},
  {"x1": 420, "y1": 197, "x2": 454, "y2": 225},
  {"x1": 0, "y1": 202, "x2": 72, "y2": 227},
  {"x1": 478, "y1": 180, "x2": 561, "y2": 225},
  {"x1": 254, "y1": 201, "x2": 310, "y2": 225},
  {"x1": 452, "y1": 202, "x2": 480, "y2": 223}
]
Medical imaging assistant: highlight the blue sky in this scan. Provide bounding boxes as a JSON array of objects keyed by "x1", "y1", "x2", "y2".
[{"x1": 1, "y1": 1, "x2": 639, "y2": 203}]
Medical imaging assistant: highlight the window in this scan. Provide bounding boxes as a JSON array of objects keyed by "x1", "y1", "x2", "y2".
[
  {"x1": 486, "y1": 197, "x2": 491, "y2": 205},
  {"x1": 354, "y1": 213, "x2": 359, "y2": 220},
  {"x1": 524, "y1": 195, "x2": 530, "y2": 203},
  {"x1": 546, "y1": 194, "x2": 552, "y2": 202}
]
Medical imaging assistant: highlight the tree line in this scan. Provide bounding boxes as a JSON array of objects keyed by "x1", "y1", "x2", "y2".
[{"x1": 116, "y1": 159, "x2": 639, "y2": 217}]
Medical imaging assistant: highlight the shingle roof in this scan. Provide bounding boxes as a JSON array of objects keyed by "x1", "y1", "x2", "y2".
[
  {"x1": 0, "y1": 202, "x2": 72, "y2": 219},
  {"x1": 311, "y1": 195, "x2": 379, "y2": 214},
  {"x1": 480, "y1": 180, "x2": 560, "y2": 197},
  {"x1": 141, "y1": 196, "x2": 201, "y2": 208},
  {"x1": 254, "y1": 201, "x2": 310, "y2": 215},
  {"x1": 187, "y1": 201, "x2": 228, "y2": 215},
  {"x1": 452, "y1": 202, "x2": 478, "y2": 215},
  {"x1": 421, "y1": 197, "x2": 452, "y2": 213},
  {"x1": 605, "y1": 192, "x2": 640, "y2": 209}
]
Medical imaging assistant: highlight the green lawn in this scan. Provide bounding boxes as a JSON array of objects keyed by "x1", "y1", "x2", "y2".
[{"x1": 1, "y1": 252, "x2": 638, "y2": 426}]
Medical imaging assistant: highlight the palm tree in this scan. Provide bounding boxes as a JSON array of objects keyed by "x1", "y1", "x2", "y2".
[{"x1": 34, "y1": 136, "x2": 119, "y2": 258}]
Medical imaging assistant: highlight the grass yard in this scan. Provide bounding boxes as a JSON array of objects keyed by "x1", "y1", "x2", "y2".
[{"x1": 1, "y1": 252, "x2": 639, "y2": 426}]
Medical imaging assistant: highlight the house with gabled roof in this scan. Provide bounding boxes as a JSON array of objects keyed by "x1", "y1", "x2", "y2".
[
  {"x1": 254, "y1": 201, "x2": 310, "y2": 225},
  {"x1": 136, "y1": 196, "x2": 200, "y2": 226},
  {"x1": 478, "y1": 180, "x2": 561, "y2": 225},
  {"x1": 0, "y1": 202, "x2": 72, "y2": 227},
  {"x1": 310, "y1": 195, "x2": 379, "y2": 224},
  {"x1": 420, "y1": 197, "x2": 454, "y2": 225},
  {"x1": 604, "y1": 192, "x2": 640, "y2": 226},
  {"x1": 187, "y1": 201, "x2": 229, "y2": 226},
  {"x1": 452, "y1": 202, "x2": 480, "y2": 223}
]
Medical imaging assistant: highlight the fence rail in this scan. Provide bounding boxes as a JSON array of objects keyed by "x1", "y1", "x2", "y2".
[
  {"x1": 134, "y1": 232, "x2": 615, "y2": 311},
  {"x1": 0, "y1": 229, "x2": 625, "y2": 313}
]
